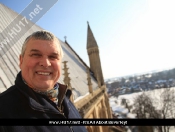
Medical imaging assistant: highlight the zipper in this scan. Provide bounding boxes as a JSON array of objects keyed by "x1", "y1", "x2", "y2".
[{"x1": 56, "y1": 106, "x2": 65, "y2": 116}]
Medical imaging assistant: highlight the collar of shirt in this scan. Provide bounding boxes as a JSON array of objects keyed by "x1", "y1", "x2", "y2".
[{"x1": 22, "y1": 78, "x2": 59, "y2": 105}]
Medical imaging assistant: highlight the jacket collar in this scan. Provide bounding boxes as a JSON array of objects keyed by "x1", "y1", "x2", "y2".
[{"x1": 15, "y1": 71, "x2": 68, "y2": 114}]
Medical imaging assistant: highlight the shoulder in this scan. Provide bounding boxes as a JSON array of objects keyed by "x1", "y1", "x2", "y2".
[
  {"x1": 0, "y1": 85, "x2": 18, "y2": 99},
  {"x1": 0, "y1": 85, "x2": 21, "y2": 109}
]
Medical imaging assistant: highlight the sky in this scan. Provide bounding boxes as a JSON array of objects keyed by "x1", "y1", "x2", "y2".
[{"x1": 1, "y1": 0, "x2": 175, "y2": 79}]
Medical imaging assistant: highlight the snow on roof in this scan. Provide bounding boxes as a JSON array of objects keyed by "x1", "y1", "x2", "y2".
[
  {"x1": 112, "y1": 106, "x2": 128, "y2": 114},
  {"x1": 126, "y1": 113, "x2": 136, "y2": 118},
  {"x1": 74, "y1": 92, "x2": 90, "y2": 103}
]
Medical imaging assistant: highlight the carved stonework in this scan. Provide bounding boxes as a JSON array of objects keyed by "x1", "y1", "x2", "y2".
[
  {"x1": 62, "y1": 61, "x2": 72, "y2": 89},
  {"x1": 79, "y1": 88, "x2": 105, "y2": 117},
  {"x1": 87, "y1": 48, "x2": 99, "y2": 55},
  {"x1": 96, "y1": 73, "x2": 101, "y2": 88},
  {"x1": 62, "y1": 61, "x2": 73, "y2": 102},
  {"x1": 86, "y1": 67, "x2": 93, "y2": 94}
]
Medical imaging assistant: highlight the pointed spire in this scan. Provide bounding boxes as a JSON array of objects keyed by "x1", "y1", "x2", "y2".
[
  {"x1": 64, "y1": 36, "x2": 68, "y2": 44},
  {"x1": 87, "y1": 22, "x2": 98, "y2": 49}
]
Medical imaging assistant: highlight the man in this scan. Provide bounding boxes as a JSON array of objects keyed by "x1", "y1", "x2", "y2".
[{"x1": 0, "y1": 30, "x2": 87, "y2": 132}]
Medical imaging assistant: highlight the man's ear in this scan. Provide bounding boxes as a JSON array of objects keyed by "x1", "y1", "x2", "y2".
[{"x1": 19, "y1": 55, "x2": 23, "y2": 69}]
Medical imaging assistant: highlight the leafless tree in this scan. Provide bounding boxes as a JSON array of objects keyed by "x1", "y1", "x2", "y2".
[
  {"x1": 121, "y1": 98, "x2": 127, "y2": 106},
  {"x1": 133, "y1": 88, "x2": 175, "y2": 132}
]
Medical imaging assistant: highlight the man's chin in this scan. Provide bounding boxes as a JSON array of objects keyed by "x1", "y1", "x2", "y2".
[{"x1": 35, "y1": 82, "x2": 54, "y2": 91}]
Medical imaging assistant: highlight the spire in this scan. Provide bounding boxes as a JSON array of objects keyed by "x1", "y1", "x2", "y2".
[
  {"x1": 86, "y1": 22, "x2": 105, "y2": 86},
  {"x1": 64, "y1": 36, "x2": 68, "y2": 44},
  {"x1": 87, "y1": 22, "x2": 98, "y2": 49}
]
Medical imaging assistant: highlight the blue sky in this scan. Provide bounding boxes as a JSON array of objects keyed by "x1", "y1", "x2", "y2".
[{"x1": 1, "y1": 0, "x2": 175, "y2": 79}]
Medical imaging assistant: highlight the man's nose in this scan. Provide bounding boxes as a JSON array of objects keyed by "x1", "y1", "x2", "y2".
[{"x1": 39, "y1": 57, "x2": 51, "y2": 68}]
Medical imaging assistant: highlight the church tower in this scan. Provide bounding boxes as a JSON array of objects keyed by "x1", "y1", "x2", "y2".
[{"x1": 87, "y1": 22, "x2": 104, "y2": 86}]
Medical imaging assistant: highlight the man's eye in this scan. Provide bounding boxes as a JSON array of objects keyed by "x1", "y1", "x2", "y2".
[{"x1": 49, "y1": 56, "x2": 57, "y2": 59}]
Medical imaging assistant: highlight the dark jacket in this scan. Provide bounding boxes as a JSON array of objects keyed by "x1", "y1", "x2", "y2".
[{"x1": 0, "y1": 72, "x2": 87, "y2": 132}]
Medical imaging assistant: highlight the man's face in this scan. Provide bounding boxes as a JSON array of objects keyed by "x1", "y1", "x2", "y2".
[{"x1": 19, "y1": 39, "x2": 62, "y2": 91}]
